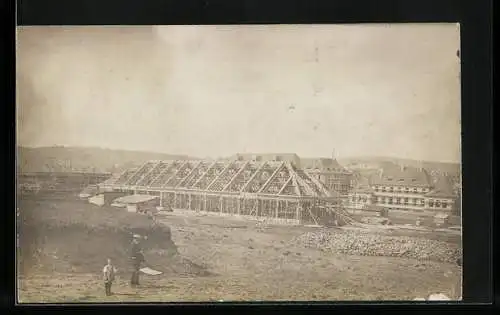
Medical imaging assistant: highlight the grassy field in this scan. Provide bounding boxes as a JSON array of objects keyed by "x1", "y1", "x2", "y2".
[{"x1": 17, "y1": 199, "x2": 462, "y2": 303}]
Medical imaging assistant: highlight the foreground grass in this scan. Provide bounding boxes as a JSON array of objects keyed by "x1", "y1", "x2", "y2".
[
  {"x1": 18, "y1": 202, "x2": 462, "y2": 302},
  {"x1": 19, "y1": 252, "x2": 461, "y2": 302}
]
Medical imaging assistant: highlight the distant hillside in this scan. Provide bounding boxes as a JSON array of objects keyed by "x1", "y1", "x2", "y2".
[
  {"x1": 338, "y1": 156, "x2": 461, "y2": 176},
  {"x1": 16, "y1": 146, "x2": 197, "y2": 173}
]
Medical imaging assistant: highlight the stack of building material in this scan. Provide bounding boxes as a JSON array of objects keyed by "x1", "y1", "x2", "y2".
[{"x1": 293, "y1": 229, "x2": 462, "y2": 263}]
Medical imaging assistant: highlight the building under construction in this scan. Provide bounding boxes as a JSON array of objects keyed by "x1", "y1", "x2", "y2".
[{"x1": 98, "y1": 154, "x2": 353, "y2": 225}]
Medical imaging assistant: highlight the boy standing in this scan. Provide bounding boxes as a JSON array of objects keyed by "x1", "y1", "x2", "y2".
[{"x1": 103, "y1": 258, "x2": 118, "y2": 296}]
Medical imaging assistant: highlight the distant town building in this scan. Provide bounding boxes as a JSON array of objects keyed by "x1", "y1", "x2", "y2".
[
  {"x1": 347, "y1": 164, "x2": 458, "y2": 215},
  {"x1": 233, "y1": 153, "x2": 302, "y2": 167},
  {"x1": 347, "y1": 176, "x2": 373, "y2": 209},
  {"x1": 302, "y1": 158, "x2": 353, "y2": 196}
]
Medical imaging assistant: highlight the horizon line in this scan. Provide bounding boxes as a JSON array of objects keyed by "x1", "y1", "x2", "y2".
[{"x1": 17, "y1": 144, "x2": 461, "y2": 165}]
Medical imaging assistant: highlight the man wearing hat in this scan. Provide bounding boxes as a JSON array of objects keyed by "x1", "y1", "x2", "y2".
[{"x1": 130, "y1": 234, "x2": 146, "y2": 287}]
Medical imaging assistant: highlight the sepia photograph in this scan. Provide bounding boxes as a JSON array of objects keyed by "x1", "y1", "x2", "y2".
[{"x1": 16, "y1": 24, "x2": 462, "y2": 302}]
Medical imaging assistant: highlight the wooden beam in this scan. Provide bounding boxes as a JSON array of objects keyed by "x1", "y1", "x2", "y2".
[
  {"x1": 122, "y1": 162, "x2": 148, "y2": 185},
  {"x1": 150, "y1": 162, "x2": 177, "y2": 187},
  {"x1": 296, "y1": 203, "x2": 301, "y2": 221},
  {"x1": 176, "y1": 161, "x2": 204, "y2": 188},
  {"x1": 206, "y1": 161, "x2": 234, "y2": 190},
  {"x1": 240, "y1": 162, "x2": 267, "y2": 192},
  {"x1": 161, "y1": 160, "x2": 189, "y2": 188},
  {"x1": 249, "y1": 199, "x2": 259, "y2": 217},
  {"x1": 192, "y1": 161, "x2": 218, "y2": 188},
  {"x1": 305, "y1": 171, "x2": 331, "y2": 197},
  {"x1": 291, "y1": 176, "x2": 302, "y2": 197},
  {"x1": 284, "y1": 162, "x2": 302, "y2": 197},
  {"x1": 295, "y1": 173, "x2": 317, "y2": 197},
  {"x1": 306, "y1": 203, "x2": 319, "y2": 225},
  {"x1": 134, "y1": 161, "x2": 163, "y2": 187},
  {"x1": 278, "y1": 176, "x2": 293, "y2": 195},
  {"x1": 258, "y1": 162, "x2": 285, "y2": 193},
  {"x1": 222, "y1": 161, "x2": 250, "y2": 192}
]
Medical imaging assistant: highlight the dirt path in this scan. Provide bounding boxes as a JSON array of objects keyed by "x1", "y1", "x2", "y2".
[{"x1": 19, "y1": 210, "x2": 462, "y2": 302}]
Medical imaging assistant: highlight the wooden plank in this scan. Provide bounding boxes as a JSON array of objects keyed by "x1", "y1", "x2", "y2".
[
  {"x1": 240, "y1": 161, "x2": 267, "y2": 192},
  {"x1": 306, "y1": 171, "x2": 331, "y2": 197},
  {"x1": 258, "y1": 162, "x2": 285, "y2": 193},
  {"x1": 192, "y1": 161, "x2": 218, "y2": 187},
  {"x1": 277, "y1": 176, "x2": 293, "y2": 195},
  {"x1": 284, "y1": 162, "x2": 302, "y2": 196},
  {"x1": 206, "y1": 161, "x2": 234, "y2": 190},
  {"x1": 176, "y1": 161, "x2": 204, "y2": 188},
  {"x1": 121, "y1": 162, "x2": 147, "y2": 185},
  {"x1": 134, "y1": 161, "x2": 163, "y2": 187},
  {"x1": 222, "y1": 161, "x2": 250, "y2": 191},
  {"x1": 162, "y1": 161, "x2": 190, "y2": 188}
]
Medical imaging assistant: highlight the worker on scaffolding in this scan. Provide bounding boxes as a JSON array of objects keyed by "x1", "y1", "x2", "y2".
[{"x1": 129, "y1": 234, "x2": 146, "y2": 287}]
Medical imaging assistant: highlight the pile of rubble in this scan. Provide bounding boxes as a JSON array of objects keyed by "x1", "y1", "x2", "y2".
[{"x1": 293, "y1": 229, "x2": 462, "y2": 264}]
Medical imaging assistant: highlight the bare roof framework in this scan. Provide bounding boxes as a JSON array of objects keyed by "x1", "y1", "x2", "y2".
[{"x1": 100, "y1": 159, "x2": 339, "y2": 200}]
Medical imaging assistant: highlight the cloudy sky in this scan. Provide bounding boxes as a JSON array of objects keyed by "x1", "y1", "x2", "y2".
[{"x1": 16, "y1": 24, "x2": 461, "y2": 162}]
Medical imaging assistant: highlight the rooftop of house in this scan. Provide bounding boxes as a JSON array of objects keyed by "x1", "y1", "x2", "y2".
[
  {"x1": 351, "y1": 176, "x2": 373, "y2": 193},
  {"x1": 301, "y1": 157, "x2": 346, "y2": 171},
  {"x1": 370, "y1": 164, "x2": 431, "y2": 187},
  {"x1": 113, "y1": 194, "x2": 159, "y2": 204},
  {"x1": 425, "y1": 174, "x2": 456, "y2": 198},
  {"x1": 233, "y1": 153, "x2": 301, "y2": 163}
]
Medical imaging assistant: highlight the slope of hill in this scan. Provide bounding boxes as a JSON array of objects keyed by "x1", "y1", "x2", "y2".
[
  {"x1": 338, "y1": 156, "x2": 461, "y2": 176},
  {"x1": 16, "y1": 146, "x2": 198, "y2": 173},
  {"x1": 17, "y1": 198, "x2": 209, "y2": 278}
]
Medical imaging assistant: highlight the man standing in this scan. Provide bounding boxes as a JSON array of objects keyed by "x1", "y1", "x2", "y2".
[
  {"x1": 130, "y1": 234, "x2": 145, "y2": 287},
  {"x1": 103, "y1": 258, "x2": 118, "y2": 296}
]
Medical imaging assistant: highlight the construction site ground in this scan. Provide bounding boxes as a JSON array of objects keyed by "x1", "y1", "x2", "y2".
[{"x1": 18, "y1": 200, "x2": 462, "y2": 302}]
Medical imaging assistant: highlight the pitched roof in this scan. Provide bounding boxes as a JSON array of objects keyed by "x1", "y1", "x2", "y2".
[
  {"x1": 425, "y1": 175, "x2": 456, "y2": 198},
  {"x1": 302, "y1": 158, "x2": 345, "y2": 171},
  {"x1": 114, "y1": 194, "x2": 159, "y2": 204},
  {"x1": 104, "y1": 159, "x2": 335, "y2": 199},
  {"x1": 352, "y1": 176, "x2": 373, "y2": 193},
  {"x1": 233, "y1": 153, "x2": 300, "y2": 162},
  {"x1": 370, "y1": 165, "x2": 431, "y2": 187}
]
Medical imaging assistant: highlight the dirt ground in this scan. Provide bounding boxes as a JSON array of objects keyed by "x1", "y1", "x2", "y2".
[{"x1": 18, "y1": 206, "x2": 462, "y2": 303}]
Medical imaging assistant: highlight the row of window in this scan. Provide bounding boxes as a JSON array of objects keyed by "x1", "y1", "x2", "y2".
[
  {"x1": 428, "y1": 200, "x2": 450, "y2": 208},
  {"x1": 331, "y1": 184, "x2": 350, "y2": 192},
  {"x1": 376, "y1": 197, "x2": 425, "y2": 206},
  {"x1": 350, "y1": 195, "x2": 369, "y2": 203},
  {"x1": 373, "y1": 186, "x2": 429, "y2": 193},
  {"x1": 324, "y1": 178, "x2": 350, "y2": 185},
  {"x1": 373, "y1": 197, "x2": 449, "y2": 208}
]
